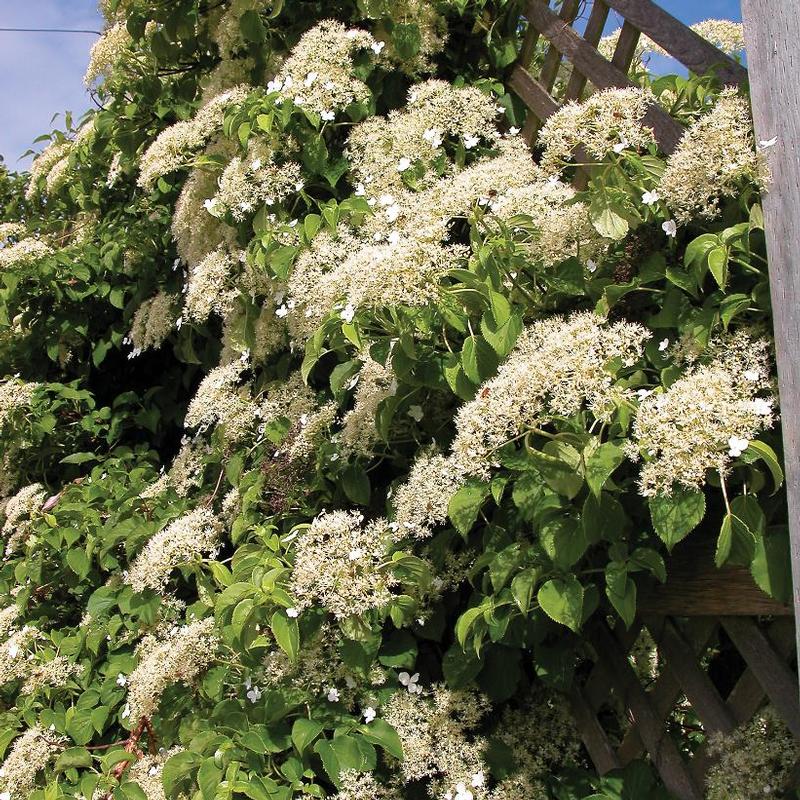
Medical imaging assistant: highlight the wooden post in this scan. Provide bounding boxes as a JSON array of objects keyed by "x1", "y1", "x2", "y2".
[{"x1": 741, "y1": 1, "x2": 800, "y2": 687}]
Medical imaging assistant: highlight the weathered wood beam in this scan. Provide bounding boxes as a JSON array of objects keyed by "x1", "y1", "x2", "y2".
[
  {"x1": 602, "y1": 0, "x2": 748, "y2": 86},
  {"x1": 741, "y1": 0, "x2": 800, "y2": 693},
  {"x1": 563, "y1": 0, "x2": 610, "y2": 102}
]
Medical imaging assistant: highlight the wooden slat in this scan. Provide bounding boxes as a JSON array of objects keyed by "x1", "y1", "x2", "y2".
[
  {"x1": 603, "y1": 0, "x2": 748, "y2": 86},
  {"x1": 569, "y1": 685, "x2": 622, "y2": 774},
  {"x1": 588, "y1": 623, "x2": 704, "y2": 800},
  {"x1": 637, "y1": 534, "x2": 793, "y2": 617},
  {"x1": 689, "y1": 619, "x2": 797, "y2": 783},
  {"x1": 610, "y1": 20, "x2": 641, "y2": 73},
  {"x1": 645, "y1": 616, "x2": 736, "y2": 736},
  {"x1": 563, "y1": 0, "x2": 610, "y2": 102},
  {"x1": 721, "y1": 617, "x2": 800, "y2": 738},
  {"x1": 617, "y1": 617, "x2": 717, "y2": 765},
  {"x1": 522, "y1": 0, "x2": 684, "y2": 153},
  {"x1": 538, "y1": 0, "x2": 581, "y2": 93},
  {"x1": 583, "y1": 620, "x2": 643, "y2": 711},
  {"x1": 741, "y1": 0, "x2": 800, "y2": 684}
]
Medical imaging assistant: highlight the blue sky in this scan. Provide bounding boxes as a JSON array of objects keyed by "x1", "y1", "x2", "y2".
[{"x1": 0, "y1": 0, "x2": 742, "y2": 168}]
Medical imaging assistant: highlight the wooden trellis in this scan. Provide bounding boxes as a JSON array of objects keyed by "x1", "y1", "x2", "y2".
[{"x1": 506, "y1": 2, "x2": 800, "y2": 797}]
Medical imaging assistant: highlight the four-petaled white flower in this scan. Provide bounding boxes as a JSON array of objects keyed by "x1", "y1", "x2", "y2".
[
  {"x1": 399, "y1": 671, "x2": 422, "y2": 694},
  {"x1": 397, "y1": 157, "x2": 412, "y2": 172},
  {"x1": 320, "y1": 110, "x2": 335, "y2": 122},
  {"x1": 250, "y1": 158, "x2": 262, "y2": 171},
  {"x1": 276, "y1": 304, "x2": 290, "y2": 318},
  {"x1": 662, "y1": 219, "x2": 678, "y2": 237},
  {"x1": 744, "y1": 369, "x2": 760, "y2": 382},
  {"x1": 371, "y1": 41, "x2": 385, "y2": 54},
  {"x1": 612, "y1": 137, "x2": 630, "y2": 154},
  {"x1": 363, "y1": 706, "x2": 377, "y2": 724},
  {"x1": 286, "y1": 607, "x2": 299, "y2": 618},
  {"x1": 327, "y1": 687, "x2": 340, "y2": 702},
  {"x1": 385, "y1": 204, "x2": 401, "y2": 223},
  {"x1": 641, "y1": 190, "x2": 660, "y2": 206},
  {"x1": 116, "y1": 673, "x2": 127, "y2": 686},
  {"x1": 348, "y1": 547, "x2": 364, "y2": 561},
  {"x1": 463, "y1": 134, "x2": 480, "y2": 150},
  {"x1": 246, "y1": 684, "x2": 262, "y2": 704},
  {"x1": 508, "y1": 126, "x2": 520, "y2": 136},
  {"x1": 423, "y1": 128, "x2": 443, "y2": 148},
  {"x1": 407, "y1": 405, "x2": 424, "y2": 422},
  {"x1": 658, "y1": 338, "x2": 670, "y2": 352},
  {"x1": 728, "y1": 435, "x2": 750, "y2": 458},
  {"x1": 304, "y1": 71, "x2": 318, "y2": 87},
  {"x1": 586, "y1": 259, "x2": 598, "y2": 273},
  {"x1": 454, "y1": 783, "x2": 474, "y2": 800},
  {"x1": 121, "y1": 704, "x2": 131, "y2": 719},
  {"x1": 751, "y1": 398, "x2": 772, "y2": 416},
  {"x1": 340, "y1": 304, "x2": 356, "y2": 323},
  {"x1": 471, "y1": 770, "x2": 485, "y2": 788}
]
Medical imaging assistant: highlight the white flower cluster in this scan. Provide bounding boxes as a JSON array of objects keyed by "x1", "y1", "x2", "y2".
[
  {"x1": 271, "y1": 20, "x2": 377, "y2": 116},
  {"x1": 25, "y1": 141, "x2": 72, "y2": 200},
  {"x1": 126, "y1": 507, "x2": 223, "y2": 593},
  {"x1": 660, "y1": 88, "x2": 767, "y2": 223},
  {"x1": 538, "y1": 87, "x2": 657, "y2": 172},
  {"x1": 0, "y1": 379, "x2": 40, "y2": 429},
  {"x1": 0, "y1": 238, "x2": 53, "y2": 270},
  {"x1": 629, "y1": 332, "x2": 775, "y2": 496},
  {"x1": 289, "y1": 511, "x2": 398, "y2": 619},
  {"x1": 184, "y1": 246, "x2": 243, "y2": 322},
  {"x1": 0, "y1": 727, "x2": 65, "y2": 800},
  {"x1": 84, "y1": 21, "x2": 132, "y2": 85},
  {"x1": 138, "y1": 85, "x2": 251, "y2": 189},
  {"x1": 127, "y1": 291, "x2": 179, "y2": 356},
  {"x1": 125, "y1": 617, "x2": 218, "y2": 721},
  {"x1": 2, "y1": 483, "x2": 47, "y2": 555}
]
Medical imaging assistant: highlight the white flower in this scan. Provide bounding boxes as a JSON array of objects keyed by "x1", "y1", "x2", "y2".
[
  {"x1": 728, "y1": 435, "x2": 750, "y2": 457},
  {"x1": 293, "y1": 95, "x2": 306, "y2": 106},
  {"x1": 508, "y1": 126, "x2": 520, "y2": 136},
  {"x1": 371, "y1": 40, "x2": 385, "y2": 54},
  {"x1": 340, "y1": 304, "x2": 356, "y2": 323},
  {"x1": 751, "y1": 397, "x2": 772, "y2": 416},
  {"x1": 116, "y1": 673, "x2": 127, "y2": 687},
  {"x1": 423, "y1": 127, "x2": 443, "y2": 148},
  {"x1": 7, "y1": 643, "x2": 19, "y2": 659},
  {"x1": 454, "y1": 784, "x2": 474, "y2": 800},
  {"x1": 612, "y1": 137, "x2": 630, "y2": 153},
  {"x1": 744, "y1": 369, "x2": 760, "y2": 382},
  {"x1": 398, "y1": 671, "x2": 421, "y2": 693},
  {"x1": 385, "y1": 204, "x2": 401, "y2": 223},
  {"x1": 246, "y1": 685, "x2": 262, "y2": 703},
  {"x1": 471, "y1": 771, "x2": 485, "y2": 788},
  {"x1": 1, "y1": 791, "x2": 11, "y2": 800},
  {"x1": 354, "y1": 183, "x2": 366, "y2": 196},
  {"x1": 121, "y1": 704, "x2": 131, "y2": 719},
  {"x1": 348, "y1": 547, "x2": 364, "y2": 561},
  {"x1": 758, "y1": 136, "x2": 778, "y2": 149},
  {"x1": 363, "y1": 706, "x2": 377, "y2": 724},
  {"x1": 250, "y1": 158, "x2": 262, "y2": 171},
  {"x1": 658, "y1": 338, "x2": 670, "y2": 352},
  {"x1": 586, "y1": 259, "x2": 597, "y2": 273},
  {"x1": 641, "y1": 190, "x2": 661, "y2": 205},
  {"x1": 662, "y1": 219, "x2": 678, "y2": 237},
  {"x1": 407, "y1": 405, "x2": 424, "y2": 422},
  {"x1": 267, "y1": 78, "x2": 283, "y2": 93},
  {"x1": 387, "y1": 231, "x2": 400, "y2": 246},
  {"x1": 275, "y1": 304, "x2": 290, "y2": 319},
  {"x1": 321, "y1": 110, "x2": 335, "y2": 121},
  {"x1": 379, "y1": 194, "x2": 395, "y2": 207},
  {"x1": 463, "y1": 134, "x2": 480, "y2": 149},
  {"x1": 397, "y1": 157, "x2": 412, "y2": 172},
  {"x1": 327, "y1": 687, "x2": 340, "y2": 702},
  {"x1": 636, "y1": 388, "x2": 653, "y2": 399},
  {"x1": 304, "y1": 71, "x2": 318, "y2": 87}
]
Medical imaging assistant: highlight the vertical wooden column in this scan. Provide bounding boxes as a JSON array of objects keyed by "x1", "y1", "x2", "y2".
[{"x1": 741, "y1": 0, "x2": 800, "y2": 689}]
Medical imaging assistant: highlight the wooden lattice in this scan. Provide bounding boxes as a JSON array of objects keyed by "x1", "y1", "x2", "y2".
[{"x1": 504, "y1": 5, "x2": 800, "y2": 796}]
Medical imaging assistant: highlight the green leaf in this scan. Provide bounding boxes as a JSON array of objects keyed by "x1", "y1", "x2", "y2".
[
  {"x1": 341, "y1": 463, "x2": 370, "y2": 505},
  {"x1": 291, "y1": 718, "x2": 324, "y2": 753},
  {"x1": 707, "y1": 246, "x2": 729, "y2": 289},
  {"x1": 540, "y1": 517, "x2": 587, "y2": 569},
  {"x1": 746, "y1": 440, "x2": 784, "y2": 493},
  {"x1": 392, "y1": 23, "x2": 422, "y2": 60},
  {"x1": 442, "y1": 643, "x2": 483, "y2": 688},
  {"x1": 455, "y1": 605, "x2": 485, "y2": 648},
  {"x1": 715, "y1": 512, "x2": 757, "y2": 568},
  {"x1": 584, "y1": 442, "x2": 624, "y2": 497},
  {"x1": 55, "y1": 747, "x2": 92, "y2": 771},
  {"x1": 359, "y1": 719, "x2": 403, "y2": 760},
  {"x1": 751, "y1": 528, "x2": 793, "y2": 604},
  {"x1": 591, "y1": 202, "x2": 629, "y2": 240},
  {"x1": 270, "y1": 611, "x2": 299, "y2": 662},
  {"x1": 447, "y1": 479, "x2": 489, "y2": 537},
  {"x1": 60, "y1": 452, "x2": 98, "y2": 465},
  {"x1": 511, "y1": 568, "x2": 540, "y2": 614},
  {"x1": 162, "y1": 751, "x2": 203, "y2": 797},
  {"x1": 461, "y1": 335, "x2": 499, "y2": 384},
  {"x1": 605, "y1": 562, "x2": 637, "y2": 628},
  {"x1": 537, "y1": 576, "x2": 584, "y2": 632},
  {"x1": 378, "y1": 630, "x2": 417, "y2": 669},
  {"x1": 239, "y1": 9, "x2": 266, "y2": 42},
  {"x1": 649, "y1": 489, "x2": 706, "y2": 550},
  {"x1": 67, "y1": 548, "x2": 90, "y2": 579}
]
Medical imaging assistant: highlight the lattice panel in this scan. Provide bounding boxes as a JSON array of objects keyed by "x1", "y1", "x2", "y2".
[
  {"x1": 570, "y1": 616, "x2": 800, "y2": 800},
  {"x1": 509, "y1": 0, "x2": 748, "y2": 153}
]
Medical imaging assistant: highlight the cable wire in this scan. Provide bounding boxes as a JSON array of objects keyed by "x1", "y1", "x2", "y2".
[{"x1": 0, "y1": 27, "x2": 101, "y2": 35}]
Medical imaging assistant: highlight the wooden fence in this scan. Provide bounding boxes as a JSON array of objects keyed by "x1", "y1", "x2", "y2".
[{"x1": 506, "y1": 2, "x2": 800, "y2": 797}]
